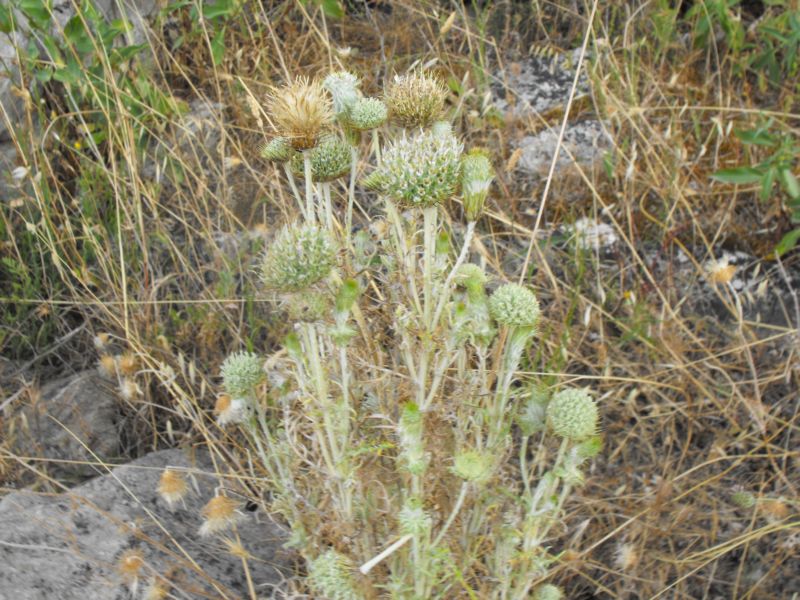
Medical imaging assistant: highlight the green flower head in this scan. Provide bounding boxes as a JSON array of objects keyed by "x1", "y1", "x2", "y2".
[
  {"x1": 259, "y1": 136, "x2": 294, "y2": 163},
  {"x1": 261, "y1": 222, "x2": 336, "y2": 292},
  {"x1": 452, "y1": 451, "x2": 494, "y2": 483},
  {"x1": 533, "y1": 584, "x2": 564, "y2": 600},
  {"x1": 547, "y1": 388, "x2": 599, "y2": 441},
  {"x1": 308, "y1": 549, "x2": 360, "y2": 600},
  {"x1": 349, "y1": 97, "x2": 388, "y2": 130},
  {"x1": 489, "y1": 283, "x2": 540, "y2": 329},
  {"x1": 291, "y1": 134, "x2": 352, "y2": 182},
  {"x1": 220, "y1": 351, "x2": 264, "y2": 397},
  {"x1": 377, "y1": 130, "x2": 463, "y2": 208}
]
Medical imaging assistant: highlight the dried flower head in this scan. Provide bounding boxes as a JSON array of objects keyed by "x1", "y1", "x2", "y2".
[
  {"x1": 268, "y1": 77, "x2": 332, "y2": 150},
  {"x1": 119, "y1": 377, "x2": 141, "y2": 401},
  {"x1": 547, "y1": 388, "x2": 599, "y2": 441},
  {"x1": 93, "y1": 332, "x2": 111, "y2": 350},
  {"x1": 260, "y1": 222, "x2": 336, "y2": 292},
  {"x1": 461, "y1": 149, "x2": 494, "y2": 221},
  {"x1": 118, "y1": 352, "x2": 138, "y2": 376},
  {"x1": 614, "y1": 543, "x2": 640, "y2": 571},
  {"x1": 377, "y1": 130, "x2": 462, "y2": 208},
  {"x1": 489, "y1": 283, "x2": 541, "y2": 329},
  {"x1": 117, "y1": 548, "x2": 145, "y2": 585},
  {"x1": 142, "y1": 579, "x2": 169, "y2": 600},
  {"x1": 290, "y1": 134, "x2": 351, "y2": 182},
  {"x1": 259, "y1": 136, "x2": 294, "y2": 162},
  {"x1": 214, "y1": 394, "x2": 250, "y2": 426},
  {"x1": 199, "y1": 495, "x2": 241, "y2": 536},
  {"x1": 220, "y1": 351, "x2": 264, "y2": 397},
  {"x1": 308, "y1": 549, "x2": 360, "y2": 600},
  {"x1": 385, "y1": 71, "x2": 447, "y2": 128},
  {"x1": 323, "y1": 71, "x2": 362, "y2": 119},
  {"x1": 98, "y1": 354, "x2": 117, "y2": 378},
  {"x1": 349, "y1": 97, "x2": 387, "y2": 130},
  {"x1": 157, "y1": 468, "x2": 188, "y2": 507}
]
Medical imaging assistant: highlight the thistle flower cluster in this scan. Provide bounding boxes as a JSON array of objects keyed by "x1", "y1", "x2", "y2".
[
  {"x1": 461, "y1": 149, "x2": 494, "y2": 221},
  {"x1": 546, "y1": 388, "x2": 599, "y2": 441},
  {"x1": 307, "y1": 549, "x2": 360, "y2": 600},
  {"x1": 385, "y1": 71, "x2": 447, "y2": 128},
  {"x1": 374, "y1": 130, "x2": 463, "y2": 208},
  {"x1": 260, "y1": 223, "x2": 336, "y2": 292},
  {"x1": 489, "y1": 283, "x2": 541, "y2": 329},
  {"x1": 290, "y1": 134, "x2": 351, "y2": 182},
  {"x1": 220, "y1": 351, "x2": 264, "y2": 397},
  {"x1": 268, "y1": 77, "x2": 332, "y2": 150}
]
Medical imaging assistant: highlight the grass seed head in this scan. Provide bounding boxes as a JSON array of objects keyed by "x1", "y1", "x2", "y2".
[
  {"x1": 268, "y1": 77, "x2": 332, "y2": 150},
  {"x1": 547, "y1": 388, "x2": 599, "y2": 442},
  {"x1": 385, "y1": 71, "x2": 447, "y2": 128},
  {"x1": 117, "y1": 548, "x2": 145, "y2": 582},
  {"x1": 98, "y1": 354, "x2": 117, "y2": 378}
]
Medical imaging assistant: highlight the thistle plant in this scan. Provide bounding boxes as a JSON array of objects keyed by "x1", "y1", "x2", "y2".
[{"x1": 213, "y1": 69, "x2": 602, "y2": 599}]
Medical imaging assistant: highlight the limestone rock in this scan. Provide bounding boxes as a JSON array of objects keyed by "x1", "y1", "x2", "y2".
[
  {"x1": 0, "y1": 448, "x2": 291, "y2": 599},
  {"x1": 516, "y1": 120, "x2": 610, "y2": 176},
  {"x1": 12, "y1": 371, "x2": 121, "y2": 481}
]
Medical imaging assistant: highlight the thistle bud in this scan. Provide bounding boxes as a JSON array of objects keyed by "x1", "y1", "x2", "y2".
[
  {"x1": 385, "y1": 72, "x2": 447, "y2": 129},
  {"x1": 349, "y1": 97, "x2": 387, "y2": 131},
  {"x1": 455, "y1": 263, "x2": 487, "y2": 301},
  {"x1": 430, "y1": 120, "x2": 454, "y2": 139},
  {"x1": 731, "y1": 491, "x2": 756, "y2": 509},
  {"x1": 259, "y1": 136, "x2": 294, "y2": 162},
  {"x1": 290, "y1": 134, "x2": 351, "y2": 182},
  {"x1": 260, "y1": 222, "x2": 336, "y2": 292},
  {"x1": 220, "y1": 351, "x2": 264, "y2": 397},
  {"x1": 546, "y1": 388, "x2": 599, "y2": 441},
  {"x1": 489, "y1": 283, "x2": 541, "y2": 329},
  {"x1": 361, "y1": 170, "x2": 387, "y2": 192},
  {"x1": 308, "y1": 549, "x2": 360, "y2": 600},
  {"x1": 452, "y1": 450, "x2": 494, "y2": 483},
  {"x1": 461, "y1": 149, "x2": 494, "y2": 222},
  {"x1": 533, "y1": 584, "x2": 564, "y2": 600}
]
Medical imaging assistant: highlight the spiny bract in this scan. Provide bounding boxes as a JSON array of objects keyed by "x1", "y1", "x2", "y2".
[
  {"x1": 349, "y1": 97, "x2": 388, "y2": 130},
  {"x1": 546, "y1": 388, "x2": 599, "y2": 441},
  {"x1": 307, "y1": 549, "x2": 360, "y2": 600},
  {"x1": 220, "y1": 351, "x2": 264, "y2": 397},
  {"x1": 376, "y1": 130, "x2": 462, "y2": 208},
  {"x1": 259, "y1": 136, "x2": 294, "y2": 162},
  {"x1": 488, "y1": 283, "x2": 541, "y2": 328},
  {"x1": 385, "y1": 71, "x2": 447, "y2": 128},
  {"x1": 260, "y1": 223, "x2": 336, "y2": 292}
]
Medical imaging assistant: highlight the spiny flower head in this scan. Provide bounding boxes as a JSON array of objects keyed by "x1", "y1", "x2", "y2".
[
  {"x1": 290, "y1": 134, "x2": 351, "y2": 182},
  {"x1": 268, "y1": 77, "x2": 332, "y2": 150},
  {"x1": 157, "y1": 468, "x2": 188, "y2": 507},
  {"x1": 259, "y1": 136, "x2": 294, "y2": 162},
  {"x1": 452, "y1": 450, "x2": 494, "y2": 483},
  {"x1": 431, "y1": 120, "x2": 454, "y2": 139},
  {"x1": 398, "y1": 497, "x2": 433, "y2": 537},
  {"x1": 385, "y1": 71, "x2": 447, "y2": 128},
  {"x1": 489, "y1": 283, "x2": 541, "y2": 329},
  {"x1": 533, "y1": 584, "x2": 564, "y2": 600},
  {"x1": 323, "y1": 71, "x2": 362, "y2": 119},
  {"x1": 260, "y1": 222, "x2": 336, "y2": 292},
  {"x1": 199, "y1": 495, "x2": 241, "y2": 536},
  {"x1": 731, "y1": 491, "x2": 756, "y2": 509},
  {"x1": 461, "y1": 149, "x2": 494, "y2": 221},
  {"x1": 377, "y1": 130, "x2": 463, "y2": 208},
  {"x1": 220, "y1": 351, "x2": 264, "y2": 397},
  {"x1": 547, "y1": 388, "x2": 599, "y2": 441},
  {"x1": 308, "y1": 549, "x2": 360, "y2": 600},
  {"x1": 348, "y1": 97, "x2": 387, "y2": 130}
]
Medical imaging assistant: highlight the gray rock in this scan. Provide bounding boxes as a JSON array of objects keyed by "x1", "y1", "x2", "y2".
[
  {"x1": 12, "y1": 371, "x2": 121, "y2": 481},
  {"x1": 0, "y1": 448, "x2": 291, "y2": 600},
  {"x1": 0, "y1": 31, "x2": 27, "y2": 142},
  {"x1": 493, "y1": 49, "x2": 590, "y2": 117},
  {"x1": 516, "y1": 119, "x2": 610, "y2": 176}
]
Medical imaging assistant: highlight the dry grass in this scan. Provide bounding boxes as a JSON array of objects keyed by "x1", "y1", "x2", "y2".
[{"x1": 1, "y1": 1, "x2": 798, "y2": 598}]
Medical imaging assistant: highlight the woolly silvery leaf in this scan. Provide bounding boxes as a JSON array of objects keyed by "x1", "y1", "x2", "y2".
[
  {"x1": 377, "y1": 130, "x2": 463, "y2": 208},
  {"x1": 349, "y1": 97, "x2": 387, "y2": 130},
  {"x1": 308, "y1": 549, "x2": 360, "y2": 600},
  {"x1": 489, "y1": 283, "x2": 540, "y2": 329},
  {"x1": 517, "y1": 386, "x2": 549, "y2": 436},
  {"x1": 220, "y1": 351, "x2": 264, "y2": 397},
  {"x1": 291, "y1": 135, "x2": 352, "y2": 182},
  {"x1": 546, "y1": 388, "x2": 599, "y2": 441},
  {"x1": 260, "y1": 223, "x2": 336, "y2": 292},
  {"x1": 398, "y1": 497, "x2": 432, "y2": 537},
  {"x1": 323, "y1": 71, "x2": 362, "y2": 118}
]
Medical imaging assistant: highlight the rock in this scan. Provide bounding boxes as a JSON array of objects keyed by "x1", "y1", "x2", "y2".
[
  {"x1": 516, "y1": 119, "x2": 610, "y2": 177},
  {"x1": 12, "y1": 371, "x2": 121, "y2": 481},
  {"x1": 0, "y1": 448, "x2": 291, "y2": 600},
  {"x1": 493, "y1": 49, "x2": 590, "y2": 118}
]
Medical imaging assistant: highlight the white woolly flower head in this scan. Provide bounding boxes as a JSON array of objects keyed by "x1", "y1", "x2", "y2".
[
  {"x1": 260, "y1": 222, "x2": 336, "y2": 292},
  {"x1": 546, "y1": 388, "x2": 599, "y2": 441},
  {"x1": 349, "y1": 97, "x2": 387, "y2": 130},
  {"x1": 488, "y1": 283, "x2": 540, "y2": 329},
  {"x1": 377, "y1": 130, "x2": 463, "y2": 208},
  {"x1": 308, "y1": 549, "x2": 360, "y2": 600},
  {"x1": 220, "y1": 351, "x2": 264, "y2": 396},
  {"x1": 323, "y1": 71, "x2": 362, "y2": 118}
]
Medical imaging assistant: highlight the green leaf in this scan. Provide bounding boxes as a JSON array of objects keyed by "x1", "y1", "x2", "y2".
[
  {"x1": 760, "y1": 166, "x2": 777, "y2": 201},
  {"x1": 775, "y1": 228, "x2": 800, "y2": 256},
  {"x1": 319, "y1": 0, "x2": 344, "y2": 18},
  {"x1": 203, "y1": 0, "x2": 236, "y2": 19},
  {"x1": 18, "y1": 0, "x2": 52, "y2": 28},
  {"x1": 735, "y1": 127, "x2": 777, "y2": 146},
  {"x1": 779, "y1": 168, "x2": 800, "y2": 200},
  {"x1": 210, "y1": 26, "x2": 225, "y2": 65},
  {"x1": 711, "y1": 167, "x2": 764, "y2": 184}
]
